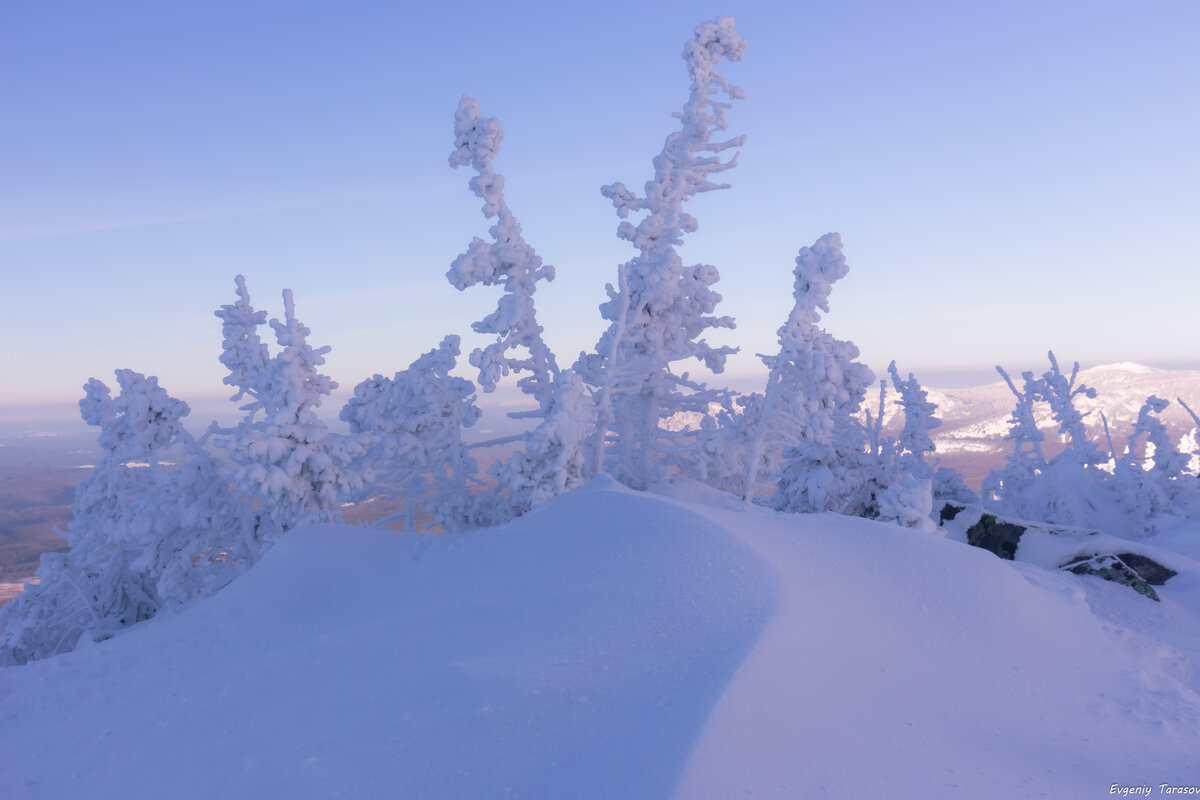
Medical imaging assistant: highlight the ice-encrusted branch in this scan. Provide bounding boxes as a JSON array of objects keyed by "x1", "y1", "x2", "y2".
[{"x1": 447, "y1": 95, "x2": 559, "y2": 411}]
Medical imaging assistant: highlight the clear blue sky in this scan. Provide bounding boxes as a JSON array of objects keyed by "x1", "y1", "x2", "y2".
[{"x1": 3, "y1": 0, "x2": 1198, "y2": 423}]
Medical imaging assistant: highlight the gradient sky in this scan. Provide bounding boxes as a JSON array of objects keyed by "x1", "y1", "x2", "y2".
[{"x1": 3, "y1": 0, "x2": 1198, "y2": 424}]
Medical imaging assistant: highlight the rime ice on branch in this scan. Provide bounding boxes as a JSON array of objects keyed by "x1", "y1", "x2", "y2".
[
  {"x1": 447, "y1": 96, "x2": 559, "y2": 414},
  {"x1": 579, "y1": 16, "x2": 745, "y2": 488}
]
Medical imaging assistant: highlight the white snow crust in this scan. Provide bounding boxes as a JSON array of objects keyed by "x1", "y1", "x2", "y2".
[{"x1": 3, "y1": 479, "x2": 1199, "y2": 798}]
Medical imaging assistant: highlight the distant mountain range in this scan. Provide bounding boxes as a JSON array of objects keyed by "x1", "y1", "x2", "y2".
[{"x1": 889, "y1": 362, "x2": 1200, "y2": 488}]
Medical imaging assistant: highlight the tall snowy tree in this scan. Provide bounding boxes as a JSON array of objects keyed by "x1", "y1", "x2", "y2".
[
  {"x1": 741, "y1": 233, "x2": 867, "y2": 501},
  {"x1": 0, "y1": 372, "x2": 255, "y2": 665},
  {"x1": 446, "y1": 95, "x2": 560, "y2": 413},
  {"x1": 757, "y1": 234, "x2": 876, "y2": 515},
  {"x1": 340, "y1": 336, "x2": 483, "y2": 533},
  {"x1": 576, "y1": 15, "x2": 745, "y2": 489},
  {"x1": 214, "y1": 277, "x2": 363, "y2": 542}
]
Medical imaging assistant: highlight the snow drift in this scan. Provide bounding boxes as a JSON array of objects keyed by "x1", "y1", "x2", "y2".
[{"x1": 3, "y1": 479, "x2": 1199, "y2": 798}]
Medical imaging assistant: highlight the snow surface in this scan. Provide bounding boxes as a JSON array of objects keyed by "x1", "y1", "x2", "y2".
[{"x1": 3, "y1": 478, "x2": 1199, "y2": 798}]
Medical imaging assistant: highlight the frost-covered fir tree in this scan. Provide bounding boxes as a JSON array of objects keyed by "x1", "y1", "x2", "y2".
[
  {"x1": 868, "y1": 362, "x2": 940, "y2": 531},
  {"x1": 1040, "y1": 352, "x2": 1103, "y2": 465},
  {"x1": 340, "y1": 336, "x2": 482, "y2": 532},
  {"x1": 490, "y1": 369, "x2": 596, "y2": 519},
  {"x1": 1179, "y1": 399, "x2": 1200, "y2": 476},
  {"x1": 576, "y1": 16, "x2": 745, "y2": 489},
  {"x1": 1109, "y1": 397, "x2": 1197, "y2": 531},
  {"x1": 447, "y1": 95, "x2": 559, "y2": 412},
  {"x1": 741, "y1": 233, "x2": 861, "y2": 500},
  {"x1": 214, "y1": 277, "x2": 363, "y2": 542},
  {"x1": 885, "y1": 362, "x2": 938, "y2": 474},
  {"x1": 763, "y1": 235, "x2": 876, "y2": 515},
  {"x1": 0, "y1": 372, "x2": 255, "y2": 665},
  {"x1": 983, "y1": 353, "x2": 1112, "y2": 528}
]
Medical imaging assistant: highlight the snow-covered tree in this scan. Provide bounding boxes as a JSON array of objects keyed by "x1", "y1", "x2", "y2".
[
  {"x1": 984, "y1": 353, "x2": 1113, "y2": 528},
  {"x1": 340, "y1": 336, "x2": 482, "y2": 532},
  {"x1": 981, "y1": 367, "x2": 1047, "y2": 520},
  {"x1": 0, "y1": 372, "x2": 254, "y2": 665},
  {"x1": 1109, "y1": 397, "x2": 1196, "y2": 529},
  {"x1": 214, "y1": 274, "x2": 270, "y2": 404},
  {"x1": 740, "y1": 234, "x2": 863, "y2": 500},
  {"x1": 490, "y1": 369, "x2": 596, "y2": 519},
  {"x1": 1040, "y1": 352, "x2": 1103, "y2": 465},
  {"x1": 1179, "y1": 399, "x2": 1200, "y2": 475},
  {"x1": 576, "y1": 16, "x2": 745, "y2": 489},
  {"x1": 214, "y1": 277, "x2": 363, "y2": 542},
  {"x1": 869, "y1": 362, "x2": 941, "y2": 531},
  {"x1": 444, "y1": 96, "x2": 598, "y2": 519},
  {"x1": 766, "y1": 234, "x2": 876, "y2": 515},
  {"x1": 886, "y1": 361, "x2": 939, "y2": 473},
  {"x1": 447, "y1": 95, "x2": 560, "y2": 413}
]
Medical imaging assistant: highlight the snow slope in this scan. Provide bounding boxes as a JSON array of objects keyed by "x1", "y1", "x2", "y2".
[{"x1": 2, "y1": 478, "x2": 1199, "y2": 798}]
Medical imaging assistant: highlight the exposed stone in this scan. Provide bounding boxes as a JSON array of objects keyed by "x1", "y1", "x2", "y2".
[
  {"x1": 1116, "y1": 552, "x2": 1177, "y2": 586},
  {"x1": 1060, "y1": 554, "x2": 1163, "y2": 601},
  {"x1": 952, "y1": 509, "x2": 1178, "y2": 601},
  {"x1": 939, "y1": 503, "x2": 964, "y2": 524},
  {"x1": 963, "y1": 513, "x2": 1026, "y2": 561}
]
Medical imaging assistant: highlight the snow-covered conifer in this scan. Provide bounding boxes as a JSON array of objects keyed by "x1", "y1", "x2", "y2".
[
  {"x1": 1040, "y1": 352, "x2": 1103, "y2": 465},
  {"x1": 577, "y1": 16, "x2": 745, "y2": 488},
  {"x1": 340, "y1": 336, "x2": 482, "y2": 532},
  {"x1": 984, "y1": 354, "x2": 1112, "y2": 528},
  {"x1": 214, "y1": 274, "x2": 270, "y2": 403},
  {"x1": 982, "y1": 366, "x2": 1046, "y2": 520},
  {"x1": 1179, "y1": 399, "x2": 1200, "y2": 475},
  {"x1": 0, "y1": 371, "x2": 254, "y2": 665},
  {"x1": 214, "y1": 278, "x2": 362, "y2": 541},
  {"x1": 766, "y1": 235, "x2": 876, "y2": 514},
  {"x1": 1110, "y1": 396, "x2": 1196, "y2": 529},
  {"x1": 447, "y1": 96, "x2": 559, "y2": 413},
  {"x1": 742, "y1": 233, "x2": 867, "y2": 501},
  {"x1": 869, "y1": 363, "x2": 943, "y2": 531},
  {"x1": 887, "y1": 361, "x2": 939, "y2": 474},
  {"x1": 490, "y1": 369, "x2": 595, "y2": 518}
]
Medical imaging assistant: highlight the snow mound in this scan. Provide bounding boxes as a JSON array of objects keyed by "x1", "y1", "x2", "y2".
[
  {"x1": 0, "y1": 480, "x2": 774, "y2": 800},
  {"x1": 3, "y1": 481, "x2": 1199, "y2": 798}
]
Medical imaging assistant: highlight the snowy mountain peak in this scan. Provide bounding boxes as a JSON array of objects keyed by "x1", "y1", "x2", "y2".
[{"x1": 1079, "y1": 361, "x2": 1160, "y2": 377}]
